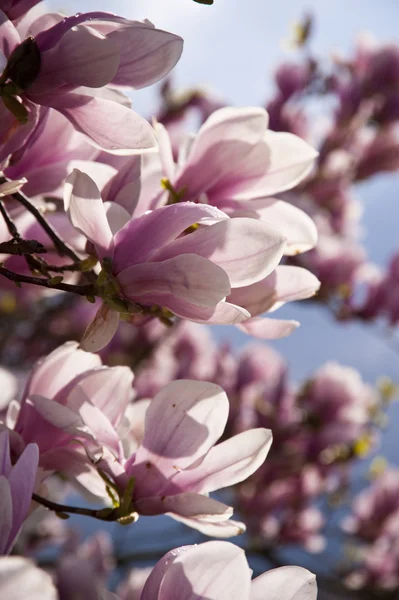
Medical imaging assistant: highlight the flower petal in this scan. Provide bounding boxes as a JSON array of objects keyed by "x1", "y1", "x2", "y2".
[
  {"x1": 64, "y1": 169, "x2": 113, "y2": 256},
  {"x1": 251, "y1": 566, "x2": 317, "y2": 600},
  {"x1": 79, "y1": 303, "x2": 120, "y2": 353},
  {"x1": 237, "y1": 317, "x2": 300, "y2": 338},
  {"x1": 174, "y1": 429, "x2": 272, "y2": 494},
  {"x1": 117, "y1": 254, "x2": 231, "y2": 307},
  {"x1": 155, "y1": 218, "x2": 286, "y2": 287}
]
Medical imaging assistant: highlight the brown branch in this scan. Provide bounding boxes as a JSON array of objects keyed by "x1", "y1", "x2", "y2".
[{"x1": 0, "y1": 264, "x2": 95, "y2": 296}]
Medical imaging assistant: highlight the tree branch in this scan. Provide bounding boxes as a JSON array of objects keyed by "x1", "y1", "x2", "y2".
[{"x1": 0, "y1": 264, "x2": 95, "y2": 296}]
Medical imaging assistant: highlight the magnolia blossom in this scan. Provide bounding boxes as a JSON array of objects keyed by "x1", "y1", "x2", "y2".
[
  {"x1": 0, "y1": 429, "x2": 38, "y2": 555},
  {"x1": 113, "y1": 380, "x2": 272, "y2": 537},
  {"x1": 136, "y1": 107, "x2": 321, "y2": 338},
  {"x1": 140, "y1": 541, "x2": 317, "y2": 599},
  {"x1": 0, "y1": 10, "x2": 183, "y2": 154},
  {"x1": 13, "y1": 341, "x2": 134, "y2": 495},
  {"x1": 64, "y1": 169, "x2": 289, "y2": 351},
  {"x1": 0, "y1": 556, "x2": 57, "y2": 599}
]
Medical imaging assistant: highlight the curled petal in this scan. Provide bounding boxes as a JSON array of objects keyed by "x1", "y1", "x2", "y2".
[
  {"x1": 237, "y1": 316, "x2": 300, "y2": 338},
  {"x1": 80, "y1": 303, "x2": 120, "y2": 353}
]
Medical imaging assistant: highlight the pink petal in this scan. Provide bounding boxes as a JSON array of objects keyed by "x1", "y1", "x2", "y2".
[
  {"x1": 46, "y1": 91, "x2": 157, "y2": 154},
  {"x1": 30, "y1": 395, "x2": 96, "y2": 442},
  {"x1": 254, "y1": 131, "x2": 318, "y2": 196},
  {"x1": 64, "y1": 169, "x2": 113, "y2": 256},
  {"x1": 247, "y1": 198, "x2": 318, "y2": 255},
  {"x1": 0, "y1": 430, "x2": 12, "y2": 476},
  {"x1": 170, "y1": 514, "x2": 247, "y2": 537},
  {"x1": 174, "y1": 107, "x2": 268, "y2": 197},
  {"x1": 117, "y1": 254, "x2": 231, "y2": 307},
  {"x1": 237, "y1": 317, "x2": 300, "y2": 338},
  {"x1": 129, "y1": 380, "x2": 228, "y2": 496},
  {"x1": 136, "y1": 492, "x2": 233, "y2": 519},
  {"x1": 251, "y1": 566, "x2": 317, "y2": 600},
  {"x1": 7, "y1": 443, "x2": 38, "y2": 545},
  {"x1": 79, "y1": 303, "x2": 120, "y2": 353},
  {"x1": 229, "y1": 266, "x2": 320, "y2": 317},
  {"x1": 108, "y1": 22, "x2": 183, "y2": 89},
  {"x1": 32, "y1": 25, "x2": 120, "y2": 92},
  {"x1": 174, "y1": 429, "x2": 272, "y2": 494},
  {"x1": 160, "y1": 541, "x2": 251, "y2": 600},
  {"x1": 22, "y1": 341, "x2": 101, "y2": 402},
  {"x1": 112, "y1": 202, "x2": 228, "y2": 272},
  {"x1": 71, "y1": 366, "x2": 134, "y2": 428},
  {"x1": 103, "y1": 201, "x2": 131, "y2": 235},
  {"x1": 136, "y1": 295, "x2": 250, "y2": 324},
  {"x1": 155, "y1": 218, "x2": 287, "y2": 287}
]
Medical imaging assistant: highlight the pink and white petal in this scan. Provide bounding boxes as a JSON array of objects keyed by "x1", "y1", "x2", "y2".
[
  {"x1": 64, "y1": 169, "x2": 113, "y2": 256},
  {"x1": 138, "y1": 379, "x2": 228, "y2": 460},
  {"x1": 251, "y1": 566, "x2": 317, "y2": 600},
  {"x1": 80, "y1": 303, "x2": 120, "y2": 353},
  {"x1": 153, "y1": 120, "x2": 175, "y2": 180},
  {"x1": 140, "y1": 546, "x2": 190, "y2": 600},
  {"x1": 34, "y1": 25, "x2": 120, "y2": 92},
  {"x1": 103, "y1": 155, "x2": 141, "y2": 214},
  {"x1": 46, "y1": 91, "x2": 157, "y2": 154},
  {"x1": 249, "y1": 198, "x2": 318, "y2": 255},
  {"x1": 228, "y1": 266, "x2": 320, "y2": 317},
  {"x1": 174, "y1": 429, "x2": 272, "y2": 494},
  {"x1": 7, "y1": 443, "x2": 39, "y2": 545},
  {"x1": 0, "y1": 557, "x2": 57, "y2": 599},
  {"x1": 0, "y1": 179, "x2": 27, "y2": 198},
  {"x1": 103, "y1": 201, "x2": 131, "y2": 235},
  {"x1": 160, "y1": 541, "x2": 251, "y2": 600},
  {"x1": 108, "y1": 23, "x2": 183, "y2": 89},
  {"x1": 65, "y1": 386, "x2": 122, "y2": 456},
  {"x1": 135, "y1": 492, "x2": 233, "y2": 519},
  {"x1": 22, "y1": 341, "x2": 100, "y2": 402},
  {"x1": 29, "y1": 395, "x2": 96, "y2": 442},
  {"x1": 237, "y1": 317, "x2": 300, "y2": 338},
  {"x1": 0, "y1": 477, "x2": 12, "y2": 555},
  {"x1": 256, "y1": 131, "x2": 318, "y2": 196},
  {"x1": 72, "y1": 366, "x2": 134, "y2": 428},
  {"x1": 169, "y1": 513, "x2": 246, "y2": 538},
  {"x1": 175, "y1": 108, "x2": 269, "y2": 197},
  {"x1": 117, "y1": 254, "x2": 231, "y2": 307},
  {"x1": 155, "y1": 218, "x2": 286, "y2": 287},
  {"x1": 112, "y1": 202, "x2": 228, "y2": 272},
  {"x1": 138, "y1": 295, "x2": 250, "y2": 324}
]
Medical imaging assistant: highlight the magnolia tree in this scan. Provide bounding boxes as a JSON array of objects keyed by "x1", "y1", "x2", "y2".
[{"x1": 0, "y1": 1, "x2": 398, "y2": 599}]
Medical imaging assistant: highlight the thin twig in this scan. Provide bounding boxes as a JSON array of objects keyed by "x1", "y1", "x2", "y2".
[
  {"x1": 0, "y1": 265, "x2": 95, "y2": 296},
  {"x1": 32, "y1": 493, "x2": 118, "y2": 522},
  {"x1": 0, "y1": 174, "x2": 79, "y2": 261},
  {"x1": 0, "y1": 199, "x2": 20, "y2": 240}
]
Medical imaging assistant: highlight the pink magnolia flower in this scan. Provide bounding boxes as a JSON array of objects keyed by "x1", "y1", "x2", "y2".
[
  {"x1": 13, "y1": 341, "x2": 134, "y2": 495},
  {"x1": 136, "y1": 108, "x2": 321, "y2": 338},
  {"x1": 0, "y1": 556, "x2": 57, "y2": 599},
  {"x1": 140, "y1": 541, "x2": 317, "y2": 600},
  {"x1": 64, "y1": 169, "x2": 288, "y2": 351},
  {"x1": 0, "y1": 10, "x2": 183, "y2": 154},
  {"x1": 0, "y1": 428, "x2": 38, "y2": 555},
  {"x1": 140, "y1": 107, "x2": 318, "y2": 253},
  {"x1": 115, "y1": 380, "x2": 272, "y2": 537}
]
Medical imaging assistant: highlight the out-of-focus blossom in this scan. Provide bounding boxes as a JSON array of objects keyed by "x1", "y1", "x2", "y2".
[{"x1": 0, "y1": 556, "x2": 57, "y2": 599}]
